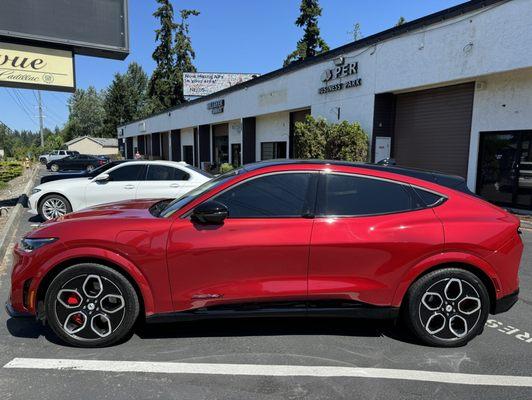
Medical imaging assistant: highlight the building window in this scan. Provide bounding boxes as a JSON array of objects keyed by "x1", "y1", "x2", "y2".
[{"x1": 261, "y1": 141, "x2": 287, "y2": 160}]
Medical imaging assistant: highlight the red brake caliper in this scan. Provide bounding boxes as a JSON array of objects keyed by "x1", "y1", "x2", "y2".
[
  {"x1": 67, "y1": 294, "x2": 80, "y2": 306},
  {"x1": 72, "y1": 313, "x2": 84, "y2": 326}
]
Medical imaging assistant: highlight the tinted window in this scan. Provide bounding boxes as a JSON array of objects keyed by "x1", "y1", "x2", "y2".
[
  {"x1": 88, "y1": 161, "x2": 126, "y2": 177},
  {"x1": 318, "y1": 174, "x2": 415, "y2": 216},
  {"x1": 413, "y1": 188, "x2": 445, "y2": 207},
  {"x1": 108, "y1": 164, "x2": 145, "y2": 182},
  {"x1": 215, "y1": 173, "x2": 314, "y2": 218},
  {"x1": 147, "y1": 165, "x2": 190, "y2": 181}
]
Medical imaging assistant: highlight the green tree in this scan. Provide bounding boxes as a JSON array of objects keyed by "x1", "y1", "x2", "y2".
[
  {"x1": 64, "y1": 86, "x2": 106, "y2": 140},
  {"x1": 294, "y1": 116, "x2": 368, "y2": 162},
  {"x1": 149, "y1": 0, "x2": 178, "y2": 111},
  {"x1": 350, "y1": 22, "x2": 362, "y2": 41},
  {"x1": 102, "y1": 73, "x2": 129, "y2": 137},
  {"x1": 124, "y1": 62, "x2": 151, "y2": 119},
  {"x1": 395, "y1": 16, "x2": 406, "y2": 27},
  {"x1": 284, "y1": 0, "x2": 329, "y2": 66},
  {"x1": 174, "y1": 9, "x2": 200, "y2": 103}
]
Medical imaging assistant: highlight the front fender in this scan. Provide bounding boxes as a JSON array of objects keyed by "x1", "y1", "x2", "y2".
[
  {"x1": 391, "y1": 251, "x2": 501, "y2": 307},
  {"x1": 32, "y1": 246, "x2": 155, "y2": 315}
]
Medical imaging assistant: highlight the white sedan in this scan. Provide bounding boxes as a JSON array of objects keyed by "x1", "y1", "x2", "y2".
[{"x1": 29, "y1": 160, "x2": 212, "y2": 220}]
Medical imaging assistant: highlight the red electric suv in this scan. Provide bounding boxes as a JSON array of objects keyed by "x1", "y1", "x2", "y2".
[{"x1": 7, "y1": 160, "x2": 522, "y2": 347}]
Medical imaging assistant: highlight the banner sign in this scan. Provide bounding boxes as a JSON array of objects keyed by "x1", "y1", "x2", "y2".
[
  {"x1": 184, "y1": 72, "x2": 258, "y2": 97},
  {"x1": 0, "y1": 42, "x2": 75, "y2": 92}
]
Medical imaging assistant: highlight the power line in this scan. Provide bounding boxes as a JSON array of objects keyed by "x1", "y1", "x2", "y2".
[{"x1": 4, "y1": 89, "x2": 39, "y2": 127}]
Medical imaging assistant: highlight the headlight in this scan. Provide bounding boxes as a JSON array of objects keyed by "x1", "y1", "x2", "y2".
[
  {"x1": 31, "y1": 188, "x2": 41, "y2": 195},
  {"x1": 20, "y1": 238, "x2": 57, "y2": 253}
]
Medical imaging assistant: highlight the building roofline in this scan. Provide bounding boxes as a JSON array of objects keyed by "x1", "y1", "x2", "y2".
[{"x1": 118, "y1": 0, "x2": 506, "y2": 129}]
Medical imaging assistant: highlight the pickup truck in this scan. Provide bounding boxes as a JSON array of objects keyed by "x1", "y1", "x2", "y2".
[{"x1": 39, "y1": 150, "x2": 79, "y2": 164}]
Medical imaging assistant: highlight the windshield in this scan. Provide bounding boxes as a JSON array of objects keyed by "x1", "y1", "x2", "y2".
[
  {"x1": 88, "y1": 161, "x2": 126, "y2": 177},
  {"x1": 160, "y1": 168, "x2": 243, "y2": 218}
]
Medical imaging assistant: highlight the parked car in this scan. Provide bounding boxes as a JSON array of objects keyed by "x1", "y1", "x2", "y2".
[
  {"x1": 9, "y1": 160, "x2": 522, "y2": 347},
  {"x1": 39, "y1": 150, "x2": 78, "y2": 165},
  {"x1": 46, "y1": 154, "x2": 106, "y2": 172},
  {"x1": 29, "y1": 160, "x2": 211, "y2": 220},
  {"x1": 40, "y1": 160, "x2": 127, "y2": 184}
]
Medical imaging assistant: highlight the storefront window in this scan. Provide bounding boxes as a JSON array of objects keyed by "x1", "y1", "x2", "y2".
[{"x1": 261, "y1": 142, "x2": 287, "y2": 160}]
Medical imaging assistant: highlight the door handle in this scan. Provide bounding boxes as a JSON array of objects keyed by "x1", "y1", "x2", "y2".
[
  {"x1": 169, "y1": 183, "x2": 180, "y2": 188},
  {"x1": 124, "y1": 184, "x2": 135, "y2": 189}
]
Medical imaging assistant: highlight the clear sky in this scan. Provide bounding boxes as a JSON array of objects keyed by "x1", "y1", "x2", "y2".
[{"x1": 0, "y1": 0, "x2": 464, "y2": 132}]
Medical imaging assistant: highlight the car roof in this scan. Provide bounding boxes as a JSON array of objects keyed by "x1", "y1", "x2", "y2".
[{"x1": 242, "y1": 159, "x2": 472, "y2": 194}]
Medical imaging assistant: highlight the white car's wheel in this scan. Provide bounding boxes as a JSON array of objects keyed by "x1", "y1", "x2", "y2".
[{"x1": 39, "y1": 194, "x2": 72, "y2": 220}]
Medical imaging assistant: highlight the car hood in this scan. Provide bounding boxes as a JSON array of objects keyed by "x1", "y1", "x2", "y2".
[
  {"x1": 54, "y1": 198, "x2": 166, "y2": 221},
  {"x1": 34, "y1": 177, "x2": 90, "y2": 192}
]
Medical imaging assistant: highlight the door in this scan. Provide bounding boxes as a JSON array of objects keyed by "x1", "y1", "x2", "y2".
[
  {"x1": 394, "y1": 82, "x2": 474, "y2": 178},
  {"x1": 183, "y1": 145, "x2": 194, "y2": 165},
  {"x1": 84, "y1": 164, "x2": 146, "y2": 208},
  {"x1": 166, "y1": 172, "x2": 318, "y2": 311},
  {"x1": 477, "y1": 130, "x2": 532, "y2": 209},
  {"x1": 308, "y1": 173, "x2": 444, "y2": 306},
  {"x1": 137, "y1": 164, "x2": 194, "y2": 200}
]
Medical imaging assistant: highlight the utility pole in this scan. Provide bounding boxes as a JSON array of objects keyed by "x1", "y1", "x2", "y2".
[{"x1": 37, "y1": 90, "x2": 44, "y2": 147}]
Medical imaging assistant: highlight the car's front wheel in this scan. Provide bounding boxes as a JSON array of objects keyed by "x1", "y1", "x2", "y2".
[
  {"x1": 44, "y1": 263, "x2": 139, "y2": 347},
  {"x1": 403, "y1": 268, "x2": 489, "y2": 347},
  {"x1": 50, "y1": 163, "x2": 60, "y2": 172},
  {"x1": 39, "y1": 194, "x2": 72, "y2": 220}
]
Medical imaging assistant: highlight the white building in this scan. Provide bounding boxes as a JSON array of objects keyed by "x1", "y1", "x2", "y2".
[{"x1": 118, "y1": 0, "x2": 532, "y2": 210}]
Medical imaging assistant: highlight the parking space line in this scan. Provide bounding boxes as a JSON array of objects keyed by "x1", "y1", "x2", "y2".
[{"x1": 4, "y1": 358, "x2": 532, "y2": 387}]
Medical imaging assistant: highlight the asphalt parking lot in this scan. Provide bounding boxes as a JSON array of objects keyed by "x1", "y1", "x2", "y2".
[{"x1": 0, "y1": 168, "x2": 530, "y2": 399}]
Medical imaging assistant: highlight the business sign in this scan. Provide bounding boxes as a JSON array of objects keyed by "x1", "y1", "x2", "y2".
[
  {"x1": 318, "y1": 60, "x2": 362, "y2": 95},
  {"x1": 184, "y1": 72, "x2": 258, "y2": 97},
  {"x1": 0, "y1": 0, "x2": 129, "y2": 60},
  {"x1": 0, "y1": 42, "x2": 74, "y2": 92},
  {"x1": 207, "y1": 99, "x2": 225, "y2": 114}
]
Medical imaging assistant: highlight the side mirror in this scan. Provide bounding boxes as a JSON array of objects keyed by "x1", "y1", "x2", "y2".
[
  {"x1": 191, "y1": 200, "x2": 228, "y2": 224},
  {"x1": 93, "y1": 173, "x2": 110, "y2": 183}
]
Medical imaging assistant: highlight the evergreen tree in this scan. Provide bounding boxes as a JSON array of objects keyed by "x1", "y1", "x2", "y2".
[
  {"x1": 174, "y1": 9, "x2": 200, "y2": 103},
  {"x1": 395, "y1": 16, "x2": 406, "y2": 27},
  {"x1": 284, "y1": 0, "x2": 329, "y2": 67},
  {"x1": 102, "y1": 73, "x2": 129, "y2": 137},
  {"x1": 63, "y1": 87, "x2": 105, "y2": 140},
  {"x1": 124, "y1": 62, "x2": 151, "y2": 119},
  {"x1": 149, "y1": 0, "x2": 178, "y2": 111}
]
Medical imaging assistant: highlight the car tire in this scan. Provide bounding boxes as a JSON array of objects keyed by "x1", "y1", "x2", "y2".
[
  {"x1": 403, "y1": 268, "x2": 490, "y2": 347},
  {"x1": 50, "y1": 164, "x2": 60, "y2": 172},
  {"x1": 86, "y1": 165, "x2": 94, "y2": 172},
  {"x1": 44, "y1": 263, "x2": 140, "y2": 347},
  {"x1": 38, "y1": 194, "x2": 73, "y2": 220}
]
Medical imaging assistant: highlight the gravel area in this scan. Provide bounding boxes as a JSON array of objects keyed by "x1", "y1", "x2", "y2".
[{"x1": 0, "y1": 165, "x2": 35, "y2": 228}]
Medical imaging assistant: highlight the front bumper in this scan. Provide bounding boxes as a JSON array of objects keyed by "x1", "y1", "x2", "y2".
[
  {"x1": 493, "y1": 289, "x2": 519, "y2": 314},
  {"x1": 5, "y1": 300, "x2": 33, "y2": 318}
]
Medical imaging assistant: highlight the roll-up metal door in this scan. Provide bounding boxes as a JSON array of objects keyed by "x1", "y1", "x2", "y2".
[{"x1": 393, "y1": 82, "x2": 475, "y2": 178}]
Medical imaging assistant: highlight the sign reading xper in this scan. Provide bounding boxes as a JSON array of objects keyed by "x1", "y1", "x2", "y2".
[{"x1": 0, "y1": 42, "x2": 75, "y2": 92}]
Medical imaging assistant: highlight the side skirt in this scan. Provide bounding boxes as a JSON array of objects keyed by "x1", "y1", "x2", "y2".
[{"x1": 145, "y1": 300, "x2": 399, "y2": 324}]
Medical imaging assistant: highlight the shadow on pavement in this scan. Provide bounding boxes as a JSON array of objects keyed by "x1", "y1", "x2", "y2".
[{"x1": 5, "y1": 315, "x2": 421, "y2": 347}]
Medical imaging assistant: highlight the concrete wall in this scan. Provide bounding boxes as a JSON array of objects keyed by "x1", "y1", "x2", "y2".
[
  {"x1": 255, "y1": 112, "x2": 290, "y2": 161},
  {"x1": 468, "y1": 68, "x2": 532, "y2": 189}
]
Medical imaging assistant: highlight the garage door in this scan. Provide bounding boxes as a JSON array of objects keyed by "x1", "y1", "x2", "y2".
[{"x1": 394, "y1": 82, "x2": 474, "y2": 178}]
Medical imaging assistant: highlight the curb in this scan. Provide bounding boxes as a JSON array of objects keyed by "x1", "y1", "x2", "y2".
[{"x1": 0, "y1": 165, "x2": 40, "y2": 263}]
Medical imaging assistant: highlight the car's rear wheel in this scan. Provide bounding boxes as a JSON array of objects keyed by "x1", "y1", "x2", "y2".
[
  {"x1": 50, "y1": 163, "x2": 60, "y2": 172},
  {"x1": 44, "y1": 263, "x2": 139, "y2": 347},
  {"x1": 39, "y1": 194, "x2": 72, "y2": 220},
  {"x1": 86, "y1": 164, "x2": 94, "y2": 172},
  {"x1": 403, "y1": 268, "x2": 489, "y2": 347}
]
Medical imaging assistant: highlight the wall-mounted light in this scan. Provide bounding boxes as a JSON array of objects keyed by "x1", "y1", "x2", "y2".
[{"x1": 333, "y1": 56, "x2": 345, "y2": 66}]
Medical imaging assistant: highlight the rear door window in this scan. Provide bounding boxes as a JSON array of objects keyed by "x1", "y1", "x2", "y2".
[
  {"x1": 317, "y1": 174, "x2": 418, "y2": 216},
  {"x1": 108, "y1": 164, "x2": 146, "y2": 182}
]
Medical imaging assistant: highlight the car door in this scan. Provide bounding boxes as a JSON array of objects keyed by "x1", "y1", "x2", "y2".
[
  {"x1": 166, "y1": 171, "x2": 318, "y2": 312},
  {"x1": 137, "y1": 164, "x2": 192, "y2": 200},
  {"x1": 308, "y1": 172, "x2": 444, "y2": 307},
  {"x1": 83, "y1": 163, "x2": 146, "y2": 208}
]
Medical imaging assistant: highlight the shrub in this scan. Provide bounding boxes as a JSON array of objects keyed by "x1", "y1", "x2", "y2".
[
  {"x1": 294, "y1": 115, "x2": 368, "y2": 162},
  {"x1": 219, "y1": 163, "x2": 234, "y2": 173},
  {"x1": 0, "y1": 162, "x2": 23, "y2": 183}
]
